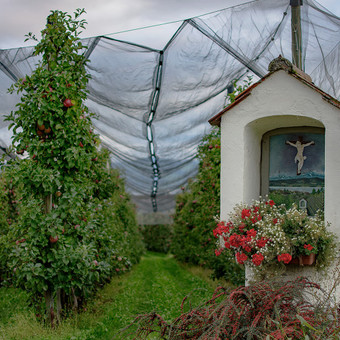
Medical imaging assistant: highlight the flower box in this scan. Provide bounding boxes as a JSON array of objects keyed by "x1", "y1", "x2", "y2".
[
  {"x1": 213, "y1": 198, "x2": 337, "y2": 278},
  {"x1": 290, "y1": 253, "x2": 316, "y2": 266}
]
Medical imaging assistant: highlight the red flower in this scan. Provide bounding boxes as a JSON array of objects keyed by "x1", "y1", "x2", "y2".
[
  {"x1": 229, "y1": 234, "x2": 245, "y2": 248},
  {"x1": 236, "y1": 252, "x2": 248, "y2": 264},
  {"x1": 241, "y1": 209, "x2": 251, "y2": 219},
  {"x1": 252, "y1": 253, "x2": 264, "y2": 266},
  {"x1": 213, "y1": 221, "x2": 230, "y2": 238},
  {"x1": 251, "y1": 214, "x2": 262, "y2": 224},
  {"x1": 265, "y1": 200, "x2": 275, "y2": 206},
  {"x1": 215, "y1": 249, "x2": 222, "y2": 256},
  {"x1": 273, "y1": 218, "x2": 278, "y2": 224},
  {"x1": 238, "y1": 223, "x2": 246, "y2": 232},
  {"x1": 277, "y1": 253, "x2": 292, "y2": 264},
  {"x1": 304, "y1": 244, "x2": 314, "y2": 251},
  {"x1": 256, "y1": 237, "x2": 268, "y2": 248},
  {"x1": 247, "y1": 229, "x2": 257, "y2": 238},
  {"x1": 224, "y1": 241, "x2": 231, "y2": 249},
  {"x1": 243, "y1": 245, "x2": 252, "y2": 253}
]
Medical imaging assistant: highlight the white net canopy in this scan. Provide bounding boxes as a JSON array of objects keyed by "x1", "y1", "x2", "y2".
[{"x1": 0, "y1": 0, "x2": 339, "y2": 213}]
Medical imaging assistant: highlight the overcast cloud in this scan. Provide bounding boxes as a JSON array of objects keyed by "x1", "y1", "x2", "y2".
[{"x1": 1, "y1": 0, "x2": 339, "y2": 49}]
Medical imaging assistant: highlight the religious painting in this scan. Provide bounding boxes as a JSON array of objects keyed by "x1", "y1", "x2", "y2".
[{"x1": 268, "y1": 131, "x2": 325, "y2": 215}]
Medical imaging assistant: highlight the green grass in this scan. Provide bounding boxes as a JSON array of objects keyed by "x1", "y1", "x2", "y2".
[{"x1": 0, "y1": 252, "x2": 216, "y2": 340}]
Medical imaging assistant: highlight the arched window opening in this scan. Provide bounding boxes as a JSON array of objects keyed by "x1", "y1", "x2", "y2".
[{"x1": 261, "y1": 127, "x2": 325, "y2": 215}]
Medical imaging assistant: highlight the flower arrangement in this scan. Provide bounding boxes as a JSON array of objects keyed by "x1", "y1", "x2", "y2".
[{"x1": 214, "y1": 198, "x2": 337, "y2": 277}]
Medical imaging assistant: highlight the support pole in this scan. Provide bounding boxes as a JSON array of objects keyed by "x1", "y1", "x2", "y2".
[{"x1": 290, "y1": 0, "x2": 304, "y2": 70}]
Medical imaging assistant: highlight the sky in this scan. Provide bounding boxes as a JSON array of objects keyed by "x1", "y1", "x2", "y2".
[{"x1": 1, "y1": 0, "x2": 339, "y2": 50}]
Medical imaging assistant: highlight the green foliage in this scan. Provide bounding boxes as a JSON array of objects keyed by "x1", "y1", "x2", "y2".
[
  {"x1": 171, "y1": 128, "x2": 243, "y2": 286},
  {"x1": 171, "y1": 77, "x2": 253, "y2": 286},
  {"x1": 0, "y1": 171, "x2": 22, "y2": 284},
  {"x1": 141, "y1": 224, "x2": 173, "y2": 253},
  {"x1": 1, "y1": 8, "x2": 144, "y2": 323},
  {"x1": 224, "y1": 75, "x2": 253, "y2": 107}
]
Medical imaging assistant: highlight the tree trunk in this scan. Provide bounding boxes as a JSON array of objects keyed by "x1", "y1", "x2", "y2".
[
  {"x1": 44, "y1": 289, "x2": 55, "y2": 328},
  {"x1": 44, "y1": 194, "x2": 54, "y2": 326},
  {"x1": 71, "y1": 287, "x2": 78, "y2": 311},
  {"x1": 56, "y1": 288, "x2": 62, "y2": 324},
  {"x1": 44, "y1": 194, "x2": 52, "y2": 214}
]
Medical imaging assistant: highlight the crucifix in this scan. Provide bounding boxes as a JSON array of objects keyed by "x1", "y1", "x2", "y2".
[{"x1": 285, "y1": 136, "x2": 315, "y2": 175}]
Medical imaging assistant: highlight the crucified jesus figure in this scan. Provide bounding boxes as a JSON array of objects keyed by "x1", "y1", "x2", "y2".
[{"x1": 285, "y1": 137, "x2": 315, "y2": 175}]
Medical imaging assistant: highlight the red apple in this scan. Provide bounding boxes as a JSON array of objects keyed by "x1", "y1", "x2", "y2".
[
  {"x1": 37, "y1": 123, "x2": 45, "y2": 131},
  {"x1": 49, "y1": 235, "x2": 58, "y2": 243},
  {"x1": 63, "y1": 98, "x2": 73, "y2": 107}
]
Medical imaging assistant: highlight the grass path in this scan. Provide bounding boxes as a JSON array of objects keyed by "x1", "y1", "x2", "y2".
[{"x1": 0, "y1": 252, "x2": 216, "y2": 340}]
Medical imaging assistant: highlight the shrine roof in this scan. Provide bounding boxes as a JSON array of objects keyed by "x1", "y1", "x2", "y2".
[{"x1": 209, "y1": 56, "x2": 340, "y2": 127}]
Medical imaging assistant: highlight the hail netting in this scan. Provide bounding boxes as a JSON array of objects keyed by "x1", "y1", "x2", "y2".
[{"x1": 0, "y1": 0, "x2": 339, "y2": 213}]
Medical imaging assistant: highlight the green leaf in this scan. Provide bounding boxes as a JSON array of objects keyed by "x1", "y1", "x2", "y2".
[{"x1": 296, "y1": 314, "x2": 317, "y2": 331}]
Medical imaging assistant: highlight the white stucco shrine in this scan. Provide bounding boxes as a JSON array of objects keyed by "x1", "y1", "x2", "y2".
[{"x1": 209, "y1": 56, "x2": 340, "y2": 298}]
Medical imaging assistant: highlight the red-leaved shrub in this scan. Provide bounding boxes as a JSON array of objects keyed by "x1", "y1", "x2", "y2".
[{"x1": 121, "y1": 277, "x2": 339, "y2": 339}]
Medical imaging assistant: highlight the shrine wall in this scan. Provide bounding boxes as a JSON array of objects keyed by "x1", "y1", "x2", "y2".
[{"x1": 220, "y1": 69, "x2": 340, "y2": 237}]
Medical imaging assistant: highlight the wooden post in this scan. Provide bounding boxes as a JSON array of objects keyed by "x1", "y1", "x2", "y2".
[{"x1": 291, "y1": 0, "x2": 304, "y2": 70}]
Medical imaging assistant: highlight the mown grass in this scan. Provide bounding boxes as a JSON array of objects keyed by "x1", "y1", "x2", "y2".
[{"x1": 0, "y1": 252, "x2": 216, "y2": 340}]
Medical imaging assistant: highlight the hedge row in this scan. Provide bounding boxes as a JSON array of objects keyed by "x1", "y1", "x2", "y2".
[
  {"x1": 170, "y1": 78, "x2": 253, "y2": 286},
  {"x1": 170, "y1": 128, "x2": 244, "y2": 286},
  {"x1": 141, "y1": 224, "x2": 173, "y2": 253}
]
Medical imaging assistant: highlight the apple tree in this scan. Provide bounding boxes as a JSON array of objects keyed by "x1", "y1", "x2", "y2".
[{"x1": 5, "y1": 9, "x2": 109, "y2": 326}]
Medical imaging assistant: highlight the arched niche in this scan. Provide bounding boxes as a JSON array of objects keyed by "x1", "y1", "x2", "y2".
[
  {"x1": 261, "y1": 126, "x2": 325, "y2": 215},
  {"x1": 242, "y1": 115, "x2": 324, "y2": 208}
]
